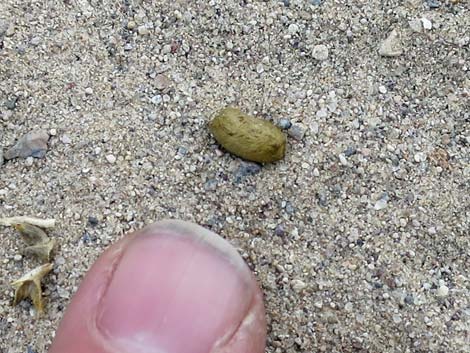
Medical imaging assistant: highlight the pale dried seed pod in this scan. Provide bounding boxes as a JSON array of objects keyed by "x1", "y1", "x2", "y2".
[{"x1": 11, "y1": 263, "x2": 53, "y2": 314}]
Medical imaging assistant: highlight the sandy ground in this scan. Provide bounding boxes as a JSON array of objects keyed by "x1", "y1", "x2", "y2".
[{"x1": 1, "y1": 0, "x2": 469, "y2": 352}]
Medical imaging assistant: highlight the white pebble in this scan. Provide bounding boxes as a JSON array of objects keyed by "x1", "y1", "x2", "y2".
[
  {"x1": 106, "y1": 154, "x2": 116, "y2": 164},
  {"x1": 288, "y1": 23, "x2": 299, "y2": 34},
  {"x1": 85, "y1": 87, "x2": 93, "y2": 95},
  {"x1": 379, "y1": 85, "x2": 387, "y2": 94},
  {"x1": 13, "y1": 254, "x2": 22, "y2": 261},
  {"x1": 436, "y1": 285, "x2": 449, "y2": 298},
  {"x1": 421, "y1": 18, "x2": 432, "y2": 30},
  {"x1": 291, "y1": 279, "x2": 307, "y2": 293},
  {"x1": 312, "y1": 44, "x2": 329, "y2": 61},
  {"x1": 414, "y1": 152, "x2": 427, "y2": 162},
  {"x1": 61, "y1": 135, "x2": 71, "y2": 144}
]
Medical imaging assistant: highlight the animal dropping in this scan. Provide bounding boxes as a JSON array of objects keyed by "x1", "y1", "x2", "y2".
[{"x1": 209, "y1": 107, "x2": 286, "y2": 163}]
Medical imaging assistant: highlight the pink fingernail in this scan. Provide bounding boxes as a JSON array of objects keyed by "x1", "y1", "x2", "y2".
[{"x1": 96, "y1": 221, "x2": 255, "y2": 353}]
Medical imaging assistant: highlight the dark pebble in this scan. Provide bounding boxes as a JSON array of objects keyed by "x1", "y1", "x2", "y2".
[
  {"x1": 87, "y1": 216, "x2": 99, "y2": 227},
  {"x1": 27, "y1": 347, "x2": 36, "y2": 353},
  {"x1": 5, "y1": 96, "x2": 18, "y2": 110},
  {"x1": 426, "y1": 0, "x2": 440, "y2": 9},
  {"x1": 278, "y1": 118, "x2": 292, "y2": 130},
  {"x1": 344, "y1": 146, "x2": 357, "y2": 157},
  {"x1": 204, "y1": 178, "x2": 218, "y2": 191},
  {"x1": 234, "y1": 161, "x2": 261, "y2": 183},
  {"x1": 285, "y1": 201, "x2": 295, "y2": 215},
  {"x1": 404, "y1": 294, "x2": 414, "y2": 305},
  {"x1": 275, "y1": 224, "x2": 286, "y2": 236}
]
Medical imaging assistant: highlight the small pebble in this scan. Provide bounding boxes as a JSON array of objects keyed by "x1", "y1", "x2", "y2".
[
  {"x1": 310, "y1": 0, "x2": 322, "y2": 5},
  {"x1": 288, "y1": 23, "x2": 299, "y2": 34},
  {"x1": 436, "y1": 285, "x2": 449, "y2": 298},
  {"x1": 105, "y1": 154, "x2": 116, "y2": 164},
  {"x1": 13, "y1": 254, "x2": 22, "y2": 261},
  {"x1": 291, "y1": 279, "x2": 307, "y2": 292},
  {"x1": 374, "y1": 194, "x2": 389, "y2": 210},
  {"x1": 4, "y1": 130, "x2": 49, "y2": 160},
  {"x1": 421, "y1": 18, "x2": 432, "y2": 30},
  {"x1": 88, "y1": 216, "x2": 99, "y2": 227},
  {"x1": 61, "y1": 135, "x2": 72, "y2": 144},
  {"x1": 84, "y1": 87, "x2": 93, "y2": 95},
  {"x1": 204, "y1": 179, "x2": 218, "y2": 191},
  {"x1": 233, "y1": 161, "x2": 261, "y2": 183},
  {"x1": 379, "y1": 29, "x2": 403, "y2": 57},
  {"x1": 409, "y1": 19, "x2": 423, "y2": 33},
  {"x1": 154, "y1": 74, "x2": 171, "y2": 91},
  {"x1": 312, "y1": 44, "x2": 329, "y2": 61},
  {"x1": 5, "y1": 97, "x2": 18, "y2": 110},
  {"x1": 50, "y1": 129, "x2": 57, "y2": 136},
  {"x1": 344, "y1": 146, "x2": 356, "y2": 157},
  {"x1": 426, "y1": 0, "x2": 441, "y2": 9},
  {"x1": 379, "y1": 85, "x2": 387, "y2": 94},
  {"x1": 0, "y1": 150, "x2": 3, "y2": 166},
  {"x1": 274, "y1": 224, "x2": 286, "y2": 236},
  {"x1": 414, "y1": 152, "x2": 427, "y2": 162},
  {"x1": 278, "y1": 118, "x2": 292, "y2": 130},
  {"x1": 288, "y1": 123, "x2": 307, "y2": 140}
]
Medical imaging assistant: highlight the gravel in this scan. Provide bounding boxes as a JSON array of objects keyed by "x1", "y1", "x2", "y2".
[{"x1": 1, "y1": 1, "x2": 469, "y2": 353}]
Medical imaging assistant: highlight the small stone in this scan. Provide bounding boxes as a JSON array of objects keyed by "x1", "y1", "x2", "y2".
[
  {"x1": 409, "y1": 19, "x2": 423, "y2": 33},
  {"x1": 84, "y1": 87, "x2": 93, "y2": 95},
  {"x1": 404, "y1": 294, "x2": 414, "y2": 305},
  {"x1": 13, "y1": 254, "x2": 22, "y2": 261},
  {"x1": 379, "y1": 85, "x2": 387, "y2": 94},
  {"x1": 105, "y1": 154, "x2": 116, "y2": 164},
  {"x1": 310, "y1": 0, "x2": 322, "y2": 5},
  {"x1": 285, "y1": 201, "x2": 295, "y2": 215},
  {"x1": 316, "y1": 108, "x2": 328, "y2": 118},
  {"x1": 4, "y1": 130, "x2": 49, "y2": 160},
  {"x1": 288, "y1": 23, "x2": 299, "y2": 34},
  {"x1": 256, "y1": 63, "x2": 264, "y2": 74},
  {"x1": 291, "y1": 279, "x2": 307, "y2": 292},
  {"x1": 426, "y1": 0, "x2": 441, "y2": 9},
  {"x1": 5, "y1": 97, "x2": 18, "y2": 110},
  {"x1": 379, "y1": 29, "x2": 403, "y2": 57},
  {"x1": 436, "y1": 285, "x2": 449, "y2": 298},
  {"x1": 151, "y1": 95, "x2": 162, "y2": 105},
  {"x1": 421, "y1": 18, "x2": 432, "y2": 30},
  {"x1": 60, "y1": 135, "x2": 71, "y2": 144},
  {"x1": 0, "y1": 150, "x2": 3, "y2": 166},
  {"x1": 414, "y1": 152, "x2": 427, "y2": 162},
  {"x1": 344, "y1": 302, "x2": 353, "y2": 312},
  {"x1": 274, "y1": 224, "x2": 286, "y2": 236},
  {"x1": 278, "y1": 118, "x2": 292, "y2": 130},
  {"x1": 392, "y1": 314, "x2": 402, "y2": 323},
  {"x1": 88, "y1": 216, "x2": 99, "y2": 227},
  {"x1": 126, "y1": 20, "x2": 136, "y2": 30},
  {"x1": 49, "y1": 129, "x2": 57, "y2": 136},
  {"x1": 374, "y1": 194, "x2": 389, "y2": 210},
  {"x1": 344, "y1": 146, "x2": 356, "y2": 157},
  {"x1": 312, "y1": 44, "x2": 329, "y2": 61},
  {"x1": 137, "y1": 25, "x2": 149, "y2": 35},
  {"x1": 339, "y1": 153, "x2": 348, "y2": 166},
  {"x1": 288, "y1": 123, "x2": 307, "y2": 140},
  {"x1": 204, "y1": 179, "x2": 218, "y2": 191},
  {"x1": 233, "y1": 161, "x2": 261, "y2": 183}
]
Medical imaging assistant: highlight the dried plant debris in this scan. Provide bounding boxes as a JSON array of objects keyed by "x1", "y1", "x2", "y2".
[
  {"x1": 0, "y1": 216, "x2": 56, "y2": 228},
  {"x1": 14, "y1": 223, "x2": 56, "y2": 262},
  {"x1": 11, "y1": 263, "x2": 53, "y2": 314},
  {"x1": 209, "y1": 107, "x2": 286, "y2": 163}
]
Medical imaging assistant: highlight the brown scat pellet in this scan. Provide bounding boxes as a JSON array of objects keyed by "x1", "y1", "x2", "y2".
[{"x1": 209, "y1": 107, "x2": 287, "y2": 163}]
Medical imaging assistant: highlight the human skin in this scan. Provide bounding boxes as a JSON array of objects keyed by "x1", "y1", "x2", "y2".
[{"x1": 48, "y1": 220, "x2": 267, "y2": 353}]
